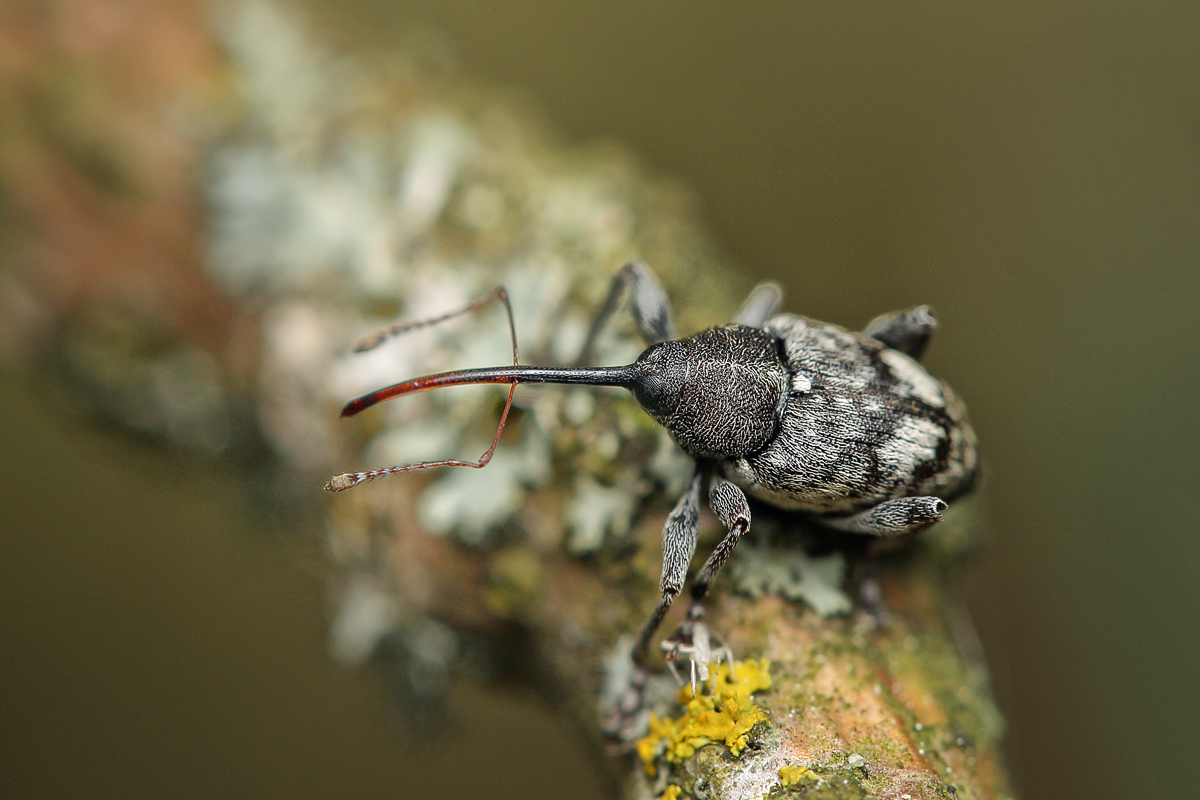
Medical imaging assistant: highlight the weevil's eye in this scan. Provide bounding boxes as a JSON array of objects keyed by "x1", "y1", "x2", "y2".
[{"x1": 630, "y1": 342, "x2": 683, "y2": 416}]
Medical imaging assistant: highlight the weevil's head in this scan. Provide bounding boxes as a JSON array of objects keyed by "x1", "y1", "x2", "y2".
[{"x1": 630, "y1": 325, "x2": 789, "y2": 459}]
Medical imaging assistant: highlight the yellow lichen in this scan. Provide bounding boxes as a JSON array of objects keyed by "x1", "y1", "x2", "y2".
[
  {"x1": 676, "y1": 657, "x2": 772, "y2": 705},
  {"x1": 778, "y1": 765, "x2": 818, "y2": 786},
  {"x1": 637, "y1": 659, "x2": 772, "y2": 776},
  {"x1": 659, "y1": 785, "x2": 682, "y2": 800}
]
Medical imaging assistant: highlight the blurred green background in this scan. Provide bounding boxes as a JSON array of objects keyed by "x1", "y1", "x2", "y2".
[{"x1": 3, "y1": 1, "x2": 1198, "y2": 798}]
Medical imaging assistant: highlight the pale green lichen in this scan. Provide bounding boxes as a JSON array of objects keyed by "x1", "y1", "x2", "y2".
[
  {"x1": 328, "y1": 575, "x2": 404, "y2": 665},
  {"x1": 728, "y1": 544, "x2": 852, "y2": 618},
  {"x1": 60, "y1": 314, "x2": 232, "y2": 455},
  {"x1": 483, "y1": 546, "x2": 543, "y2": 618},
  {"x1": 565, "y1": 473, "x2": 639, "y2": 554}
]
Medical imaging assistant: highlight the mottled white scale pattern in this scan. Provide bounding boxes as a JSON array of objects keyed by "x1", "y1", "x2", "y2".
[{"x1": 723, "y1": 314, "x2": 977, "y2": 516}]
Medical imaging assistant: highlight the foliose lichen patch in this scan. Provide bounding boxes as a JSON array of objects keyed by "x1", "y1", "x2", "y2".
[{"x1": 207, "y1": 1, "x2": 735, "y2": 557}]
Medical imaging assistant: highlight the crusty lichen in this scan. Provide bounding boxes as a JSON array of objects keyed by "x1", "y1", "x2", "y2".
[
  {"x1": 636, "y1": 659, "x2": 772, "y2": 777},
  {"x1": 208, "y1": 1, "x2": 736, "y2": 557},
  {"x1": 658, "y1": 786, "x2": 682, "y2": 800},
  {"x1": 778, "y1": 764, "x2": 819, "y2": 787}
]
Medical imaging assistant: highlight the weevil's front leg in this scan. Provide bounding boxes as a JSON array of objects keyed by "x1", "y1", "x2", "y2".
[
  {"x1": 661, "y1": 475, "x2": 751, "y2": 677},
  {"x1": 603, "y1": 469, "x2": 701, "y2": 740},
  {"x1": 734, "y1": 282, "x2": 783, "y2": 328},
  {"x1": 578, "y1": 261, "x2": 676, "y2": 364},
  {"x1": 864, "y1": 305, "x2": 937, "y2": 361},
  {"x1": 823, "y1": 495, "x2": 947, "y2": 536},
  {"x1": 632, "y1": 468, "x2": 702, "y2": 665}
]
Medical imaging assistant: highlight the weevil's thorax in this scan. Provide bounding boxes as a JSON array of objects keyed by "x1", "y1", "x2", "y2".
[{"x1": 630, "y1": 325, "x2": 789, "y2": 459}]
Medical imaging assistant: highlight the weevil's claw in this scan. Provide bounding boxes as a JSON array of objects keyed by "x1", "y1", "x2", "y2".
[{"x1": 660, "y1": 602, "x2": 735, "y2": 697}]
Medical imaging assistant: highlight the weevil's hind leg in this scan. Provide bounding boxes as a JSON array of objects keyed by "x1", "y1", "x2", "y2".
[
  {"x1": 833, "y1": 497, "x2": 945, "y2": 622},
  {"x1": 578, "y1": 261, "x2": 676, "y2": 364},
  {"x1": 855, "y1": 558, "x2": 891, "y2": 626},
  {"x1": 864, "y1": 305, "x2": 937, "y2": 361},
  {"x1": 603, "y1": 468, "x2": 701, "y2": 740},
  {"x1": 734, "y1": 282, "x2": 783, "y2": 328},
  {"x1": 325, "y1": 288, "x2": 522, "y2": 492},
  {"x1": 823, "y1": 496, "x2": 947, "y2": 536},
  {"x1": 353, "y1": 286, "x2": 519, "y2": 357}
]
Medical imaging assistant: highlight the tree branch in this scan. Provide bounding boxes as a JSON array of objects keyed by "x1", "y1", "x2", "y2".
[{"x1": 1, "y1": 3, "x2": 1015, "y2": 798}]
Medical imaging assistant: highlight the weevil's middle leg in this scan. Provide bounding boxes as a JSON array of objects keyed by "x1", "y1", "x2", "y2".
[
  {"x1": 823, "y1": 495, "x2": 947, "y2": 536},
  {"x1": 578, "y1": 261, "x2": 676, "y2": 365},
  {"x1": 864, "y1": 305, "x2": 937, "y2": 361},
  {"x1": 734, "y1": 282, "x2": 783, "y2": 328}
]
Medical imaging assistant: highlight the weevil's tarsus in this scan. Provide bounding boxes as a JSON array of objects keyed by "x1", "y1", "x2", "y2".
[
  {"x1": 578, "y1": 260, "x2": 675, "y2": 365},
  {"x1": 662, "y1": 614, "x2": 735, "y2": 697},
  {"x1": 864, "y1": 304, "x2": 937, "y2": 361},
  {"x1": 856, "y1": 560, "x2": 891, "y2": 627}
]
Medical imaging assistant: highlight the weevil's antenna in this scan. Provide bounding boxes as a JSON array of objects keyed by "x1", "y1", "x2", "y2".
[
  {"x1": 325, "y1": 288, "x2": 638, "y2": 492},
  {"x1": 352, "y1": 288, "x2": 516, "y2": 354}
]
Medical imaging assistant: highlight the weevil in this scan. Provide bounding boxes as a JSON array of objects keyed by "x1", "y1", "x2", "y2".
[{"x1": 326, "y1": 261, "x2": 978, "y2": 733}]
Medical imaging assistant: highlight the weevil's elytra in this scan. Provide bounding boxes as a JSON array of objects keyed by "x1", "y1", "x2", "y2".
[
  {"x1": 723, "y1": 315, "x2": 978, "y2": 517},
  {"x1": 326, "y1": 261, "x2": 979, "y2": 739}
]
